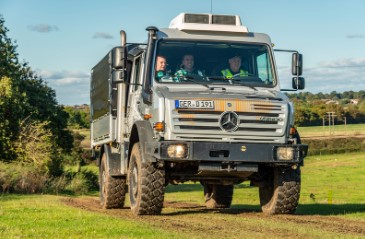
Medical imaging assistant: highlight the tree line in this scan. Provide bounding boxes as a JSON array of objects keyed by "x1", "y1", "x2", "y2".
[{"x1": 287, "y1": 92, "x2": 365, "y2": 126}]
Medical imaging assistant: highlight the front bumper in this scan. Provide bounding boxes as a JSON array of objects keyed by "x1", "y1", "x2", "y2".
[{"x1": 145, "y1": 141, "x2": 308, "y2": 165}]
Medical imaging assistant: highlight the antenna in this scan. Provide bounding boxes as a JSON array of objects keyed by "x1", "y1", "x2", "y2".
[{"x1": 210, "y1": 0, "x2": 213, "y2": 13}]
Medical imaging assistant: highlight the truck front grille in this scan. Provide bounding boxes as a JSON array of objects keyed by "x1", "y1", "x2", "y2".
[{"x1": 167, "y1": 101, "x2": 288, "y2": 143}]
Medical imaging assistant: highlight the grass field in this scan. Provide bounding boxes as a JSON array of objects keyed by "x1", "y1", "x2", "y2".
[
  {"x1": 1, "y1": 152, "x2": 365, "y2": 238},
  {"x1": 298, "y1": 123, "x2": 365, "y2": 138}
]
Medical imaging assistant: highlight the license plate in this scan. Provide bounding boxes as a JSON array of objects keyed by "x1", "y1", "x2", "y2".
[{"x1": 175, "y1": 100, "x2": 214, "y2": 109}]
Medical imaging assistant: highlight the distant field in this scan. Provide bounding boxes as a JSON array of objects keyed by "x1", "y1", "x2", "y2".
[{"x1": 298, "y1": 123, "x2": 365, "y2": 138}]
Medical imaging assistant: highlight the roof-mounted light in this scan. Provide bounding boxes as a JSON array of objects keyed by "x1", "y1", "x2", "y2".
[
  {"x1": 169, "y1": 13, "x2": 249, "y2": 33},
  {"x1": 184, "y1": 14, "x2": 209, "y2": 24}
]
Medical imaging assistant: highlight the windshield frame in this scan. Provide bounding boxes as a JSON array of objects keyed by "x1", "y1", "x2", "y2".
[{"x1": 152, "y1": 39, "x2": 277, "y2": 89}]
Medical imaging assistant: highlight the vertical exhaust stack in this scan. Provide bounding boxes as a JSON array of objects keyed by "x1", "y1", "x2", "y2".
[
  {"x1": 116, "y1": 30, "x2": 127, "y2": 143},
  {"x1": 120, "y1": 30, "x2": 126, "y2": 47}
]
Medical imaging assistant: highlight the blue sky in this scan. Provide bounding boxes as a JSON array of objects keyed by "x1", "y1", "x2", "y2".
[{"x1": 1, "y1": 0, "x2": 365, "y2": 105}]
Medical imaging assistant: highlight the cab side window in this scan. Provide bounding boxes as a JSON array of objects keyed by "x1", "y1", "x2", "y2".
[
  {"x1": 256, "y1": 52, "x2": 273, "y2": 82},
  {"x1": 132, "y1": 57, "x2": 141, "y2": 91}
]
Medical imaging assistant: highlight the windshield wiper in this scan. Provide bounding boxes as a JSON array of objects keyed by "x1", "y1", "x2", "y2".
[
  {"x1": 206, "y1": 76, "x2": 257, "y2": 91},
  {"x1": 206, "y1": 76, "x2": 225, "y2": 80},
  {"x1": 175, "y1": 76, "x2": 210, "y2": 89},
  {"x1": 232, "y1": 79, "x2": 257, "y2": 91}
]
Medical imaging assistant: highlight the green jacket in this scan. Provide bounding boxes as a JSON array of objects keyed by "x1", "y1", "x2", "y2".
[
  {"x1": 221, "y1": 69, "x2": 248, "y2": 78},
  {"x1": 175, "y1": 68, "x2": 204, "y2": 77}
]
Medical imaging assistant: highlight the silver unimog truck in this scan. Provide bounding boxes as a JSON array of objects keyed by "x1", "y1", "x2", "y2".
[{"x1": 90, "y1": 13, "x2": 308, "y2": 215}]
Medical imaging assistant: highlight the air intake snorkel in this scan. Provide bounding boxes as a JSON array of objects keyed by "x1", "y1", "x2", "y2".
[{"x1": 142, "y1": 26, "x2": 159, "y2": 104}]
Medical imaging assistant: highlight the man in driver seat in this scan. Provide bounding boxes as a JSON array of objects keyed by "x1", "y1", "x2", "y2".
[{"x1": 221, "y1": 54, "x2": 248, "y2": 78}]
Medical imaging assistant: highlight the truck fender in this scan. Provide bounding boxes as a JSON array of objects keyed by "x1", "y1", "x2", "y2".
[
  {"x1": 129, "y1": 121, "x2": 156, "y2": 164},
  {"x1": 95, "y1": 146, "x2": 102, "y2": 167},
  {"x1": 100, "y1": 144, "x2": 124, "y2": 176}
]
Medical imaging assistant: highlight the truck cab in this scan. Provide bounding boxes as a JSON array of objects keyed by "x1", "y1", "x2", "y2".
[{"x1": 90, "y1": 13, "x2": 308, "y2": 215}]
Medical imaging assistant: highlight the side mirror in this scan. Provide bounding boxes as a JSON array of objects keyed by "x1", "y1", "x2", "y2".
[
  {"x1": 111, "y1": 47, "x2": 126, "y2": 70},
  {"x1": 111, "y1": 70, "x2": 125, "y2": 83},
  {"x1": 111, "y1": 47, "x2": 127, "y2": 83},
  {"x1": 292, "y1": 77, "x2": 305, "y2": 90},
  {"x1": 292, "y1": 53, "x2": 303, "y2": 76}
]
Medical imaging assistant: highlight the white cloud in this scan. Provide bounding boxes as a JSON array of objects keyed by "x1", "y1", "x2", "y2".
[
  {"x1": 27, "y1": 24, "x2": 59, "y2": 33},
  {"x1": 346, "y1": 34, "x2": 365, "y2": 39},
  {"x1": 93, "y1": 32, "x2": 114, "y2": 39},
  {"x1": 36, "y1": 69, "x2": 90, "y2": 105},
  {"x1": 278, "y1": 57, "x2": 365, "y2": 93},
  {"x1": 39, "y1": 70, "x2": 89, "y2": 85},
  {"x1": 304, "y1": 58, "x2": 365, "y2": 93},
  {"x1": 319, "y1": 58, "x2": 365, "y2": 68}
]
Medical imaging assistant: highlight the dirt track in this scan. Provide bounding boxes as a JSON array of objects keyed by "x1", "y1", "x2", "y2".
[{"x1": 62, "y1": 197, "x2": 365, "y2": 238}]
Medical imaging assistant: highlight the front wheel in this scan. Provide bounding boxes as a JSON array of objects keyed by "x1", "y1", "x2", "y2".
[
  {"x1": 203, "y1": 184, "x2": 234, "y2": 208},
  {"x1": 259, "y1": 167, "x2": 301, "y2": 214},
  {"x1": 128, "y1": 143, "x2": 165, "y2": 215}
]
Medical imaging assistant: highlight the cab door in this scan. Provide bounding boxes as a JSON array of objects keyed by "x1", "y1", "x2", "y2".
[{"x1": 126, "y1": 53, "x2": 144, "y2": 133}]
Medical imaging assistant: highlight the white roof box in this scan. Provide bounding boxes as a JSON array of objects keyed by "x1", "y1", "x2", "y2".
[{"x1": 169, "y1": 13, "x2": 249, "y2": 33}]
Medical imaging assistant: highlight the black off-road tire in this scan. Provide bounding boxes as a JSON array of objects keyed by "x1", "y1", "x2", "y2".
[
  {"x1": 259, "y1": 167, "x2": 301, "y2": 214},
  {"x1": 203, "y1": 184, "x2": 234, "y2": 209},
  {"x1": 99, "y1": 153, "x2": 127, "y2": 209},
  {"x1": 128, "y1": 143, "x2": 165, "y2": 215}
]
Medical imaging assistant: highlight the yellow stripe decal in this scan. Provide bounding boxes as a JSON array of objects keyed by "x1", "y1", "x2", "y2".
[{"x1": 177, "y1": 99, "x2": 279, "y2": 113}]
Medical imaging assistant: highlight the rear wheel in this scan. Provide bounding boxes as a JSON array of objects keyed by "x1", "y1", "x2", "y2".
[
  {"x1": 259, "y1": 167, "x2": 301, "y2": 214},
  {"x1": 203, "y1": 184, "x2": 234, "y2": 208},
  {"x1": 99, "y1": 153, "x2": 127, "y2": 209},
  {"x1": 128, "y1": 143, "x2": 165, "y2": 215}
]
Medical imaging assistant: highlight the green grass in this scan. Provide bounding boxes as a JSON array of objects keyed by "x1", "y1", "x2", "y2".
[
  {"x1": 0, "y1": 195, "x2": 183, "y2": 239},
  {"x1": 298, "y1": 152, "x2": 365, "y2": 217},
  {"x1": 298, "y1": 123, "x2": 365, "y2": 137},
  {"x1": 164, "y1": 152, "x2": 365, "y2": 219},
  {"x1": 1, "y1": 152, "x2": 365, "y2": 238}
]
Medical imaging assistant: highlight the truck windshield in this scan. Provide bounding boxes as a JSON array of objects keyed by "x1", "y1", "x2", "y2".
[{"x1": 154, "y1": 40, "x2": 276, "y2": 88}]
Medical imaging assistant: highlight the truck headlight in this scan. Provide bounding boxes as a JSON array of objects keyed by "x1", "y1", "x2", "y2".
[
  {"x1": 167, "y1": 144, "x2": 188, "y2": 158},
  {"x1": 276, "y1": 147, "x2": 294, "y2": 160}
]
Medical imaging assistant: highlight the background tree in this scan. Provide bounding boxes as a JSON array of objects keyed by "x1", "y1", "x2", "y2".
[
  {"x1": 288, "y1": 92, "x2": 365, "y2": 126},
  {"x1": 0, "y1": 16, "x2": 27, "y2": 160},
  {"x1": 0, "y1": 15, "x2": 73, "y2": 162},
  {"x1": 63, "y1": 105, "x2": 90, "y2": 129}
]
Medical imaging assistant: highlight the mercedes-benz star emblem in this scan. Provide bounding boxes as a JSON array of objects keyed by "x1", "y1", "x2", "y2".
[{"x1": 219, "y1": 111, "x2": 240, "y2": 132}]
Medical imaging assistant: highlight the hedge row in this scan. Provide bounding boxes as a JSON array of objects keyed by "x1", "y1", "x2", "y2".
[
  {"x1": 0, "y1": 162, "x2": 99, "y2": 194},
  {"x1": 302, "y1": 137, "x2": 365, "y2": 156}
]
